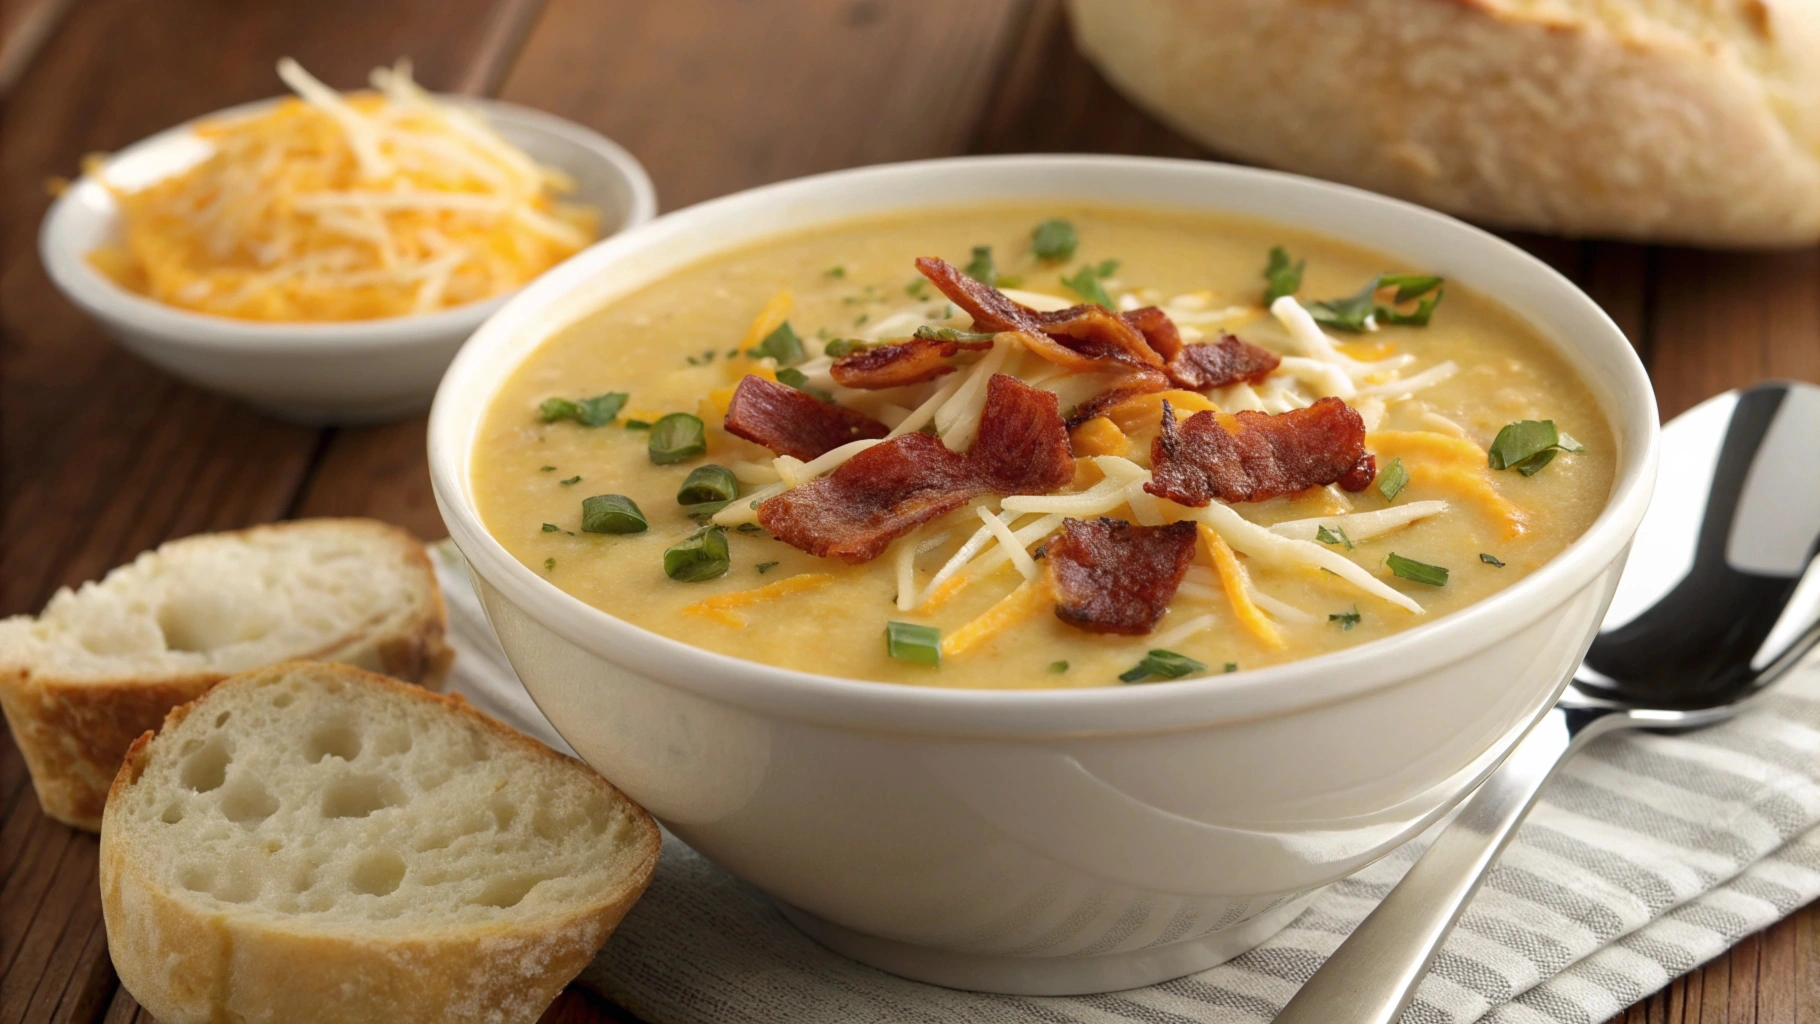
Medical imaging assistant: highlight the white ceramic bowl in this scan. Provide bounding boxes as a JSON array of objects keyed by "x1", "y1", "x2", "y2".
[
  {"x1": 39, "y1": 96, "x2": 655, "y2": 425},
  {"x1": 429, "y1": 156, "x2": 1658, "y2": 995}
]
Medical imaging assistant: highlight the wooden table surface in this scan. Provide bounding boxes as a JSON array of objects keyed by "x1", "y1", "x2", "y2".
[{"x1": 3, "y1": 2, "x2": 1817, "y2": 1022}]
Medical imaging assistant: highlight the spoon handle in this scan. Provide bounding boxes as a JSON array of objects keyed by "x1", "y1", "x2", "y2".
[{"x1": 1272, "y1": 706, "x2": 1612, "y2": 1024}]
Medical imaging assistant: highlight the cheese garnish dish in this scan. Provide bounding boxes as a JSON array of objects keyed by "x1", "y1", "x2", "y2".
[
  {"x1": 471, "y1": 205, "x2": 1615, "y2": 689},
  {"x1": 86, "y1": 59, "x2": 597, "y2": 322}
]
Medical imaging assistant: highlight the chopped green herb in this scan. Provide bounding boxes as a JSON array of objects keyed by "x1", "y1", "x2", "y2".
[
  {"x1": 1480, "y1": 553, "x2": 1506, "y2": 568},
  {"x1": 559, "y1": 475, "x2": 582, "y2": 486},
  {"x1": 1488, "y1": 419, "x2": 1584, "y2": 476},
  {"x1": 1315, "y1": 524, "x2": 1354, "y2": 550},
  {"x1": 853, "y1": 312, "x2": 869, "y2": 327},
  {"x1": 1387, "y1": 553, "x2": 1449, "y2": 586},
  {"x1": 664, "y1": 527, "x2": 731, "y2": 582},
  {"x1": 1330, "y1": 605, "x2": 1361, "y2": 631},
  {"x1": 1093, "y1": 258, "x2": 1120, "y2": 277},
  {"x1": 1264, "y1": 246, "x2": 1304, "y2": 304},
  {"x1": 648, "y1": 412, "x2": 707, "y2": 465},
  {"x1": 539, "y1": 391, "x2": 628, "y2": 426},
  {"x1": 678, "y1": 464, "x2": 739, "y2": 505},
  {"x1": 1032, "y1": 219, "x2": 1078, "y2": 262},
  {"x1": 825, "y1": 265, "x2": 846, "y2": 279},
  {"x1": 736, "y1": 523, "x2": 764, "y2": 534},
  {"x1": 539, "y1": 465, "x2": 556, "y2": 472},
  {"x1": 963, "y1": 245, "x2": 997, "y2": 287},
  {"x1": 914, "y1": 326, "x2": 996, "y2": 342},
  {"x1": 624, "y1": 419, "x2": 652, "y2": 430},
  {"x1": 581, "y1": 494, "x2": 648, "y2": 534},
  {"x1": 1305, "y1": 273, "x2": 1446, "y2": 332},
  {"x1": 824, "y1": 338, "x2": 877, "y2": 357},
  {"x1": 1119, "y1": 649, "x2": 1206, "y2": 683},
  {"x1": 749, "y1": 321, "x2": 806, "y2": 366},
  {"x1": 885, "y1": 621, "x2": 942, "y2": 666},
  {"x1": 683, "y1": 500, "x2": 731, "y2": 522},
  {"x1": 756, "y1": 561, "x2": 780, "y2": 573},
  {"x1": 1048, "y1": 660, "x2": 1070, "y2": 673},
  {"x1": 541, "y1": 523, "x2": 560, "y2": 532},
  {"x1": 775, "y1": 367, "x2": 833, "y2": 402},
  {"x1": 543, "y1": 557, "x2": 555, "y2": 572},
  {"x1": 1225, "y1": 662, "x2": 1239, "y2": 673},
  {"x1": 686, "y1": 353, "x2": 703, "y2": 365},
  {"x1": 1060, "y1": 263, "x2": 1117, "y2": 310},
  {"x1": 1377, "y1": 457, "x2": 1408, "y2": 503},
  {"x1": 726, "y1": 347, "x2": 741, "y2": 359},
  {"x1": 906, "y1": 278, "x2": 931, "y2": 300}
]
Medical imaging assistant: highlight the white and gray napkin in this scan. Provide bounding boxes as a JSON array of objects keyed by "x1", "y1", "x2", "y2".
[{"x1": 432, "y1": 543, "x2": 1820, "y2": 1024}]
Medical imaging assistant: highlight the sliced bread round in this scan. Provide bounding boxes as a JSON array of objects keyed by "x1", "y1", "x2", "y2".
[
  {"x1": 0, "y1": 517, "x2": 452, "y2": 829},
  {"x1": 100, "y1": 661, "x2": 661, "y2": 1024}
]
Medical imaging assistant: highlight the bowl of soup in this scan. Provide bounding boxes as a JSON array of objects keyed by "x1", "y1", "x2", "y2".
[{"x1": 428, "y1": 156, "x2": 1657, "y2": 995}]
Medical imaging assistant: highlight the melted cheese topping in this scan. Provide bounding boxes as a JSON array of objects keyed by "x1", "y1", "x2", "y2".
[{"x1": 87, "y1": 59, "x2": 597, "y2": 322}]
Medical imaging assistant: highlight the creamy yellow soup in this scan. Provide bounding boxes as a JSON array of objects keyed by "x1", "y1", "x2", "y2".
[{"x1": 473, "y1": 204, "x2": 1614, "y2": 689}]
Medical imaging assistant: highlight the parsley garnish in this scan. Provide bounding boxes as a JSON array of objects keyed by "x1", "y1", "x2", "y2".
[
  {"x1": 1315, "y1": 524, "x2": 1354, "y2": 550},
  {"x1": 749, "y1": 321, "x2": 806, "y2": 366},
  {"x1": 825, "y1": 265, "x2": 846, "y2": 279},
  {"x1": 1330, "y1": 606, "x2": 1361, "y2": 631},
  {"x1": 775, "y1": 367, "x2": 833, "y2": 402},
  {"x1": 1264, "y1": 246, "x2": 1304, "y2": 304},
  {"x1": 541, "y1": 523, "x2": 560, "y2": 532},
  {"x1": 539, "y1": 465, "x2": 556, "y2": 472},
  {"x1": 1032, "y1": 219, "x2": 1078, "y2": 262},
  {"x1": 1480, "y1": 553, "x2": 1506, "y2": 568},
  {"x1": 963, "y1": 245, "x2": 997, "y2": 287},
  {"x1": 1119, "y1": 649, "x2": 1206, "y2": 683},
  {"x1": 559, "y1": 475, "x2": 581, "y2": 486},
  {"x1": 906, "y1": 278, "x2": 930, "y2": 300},
  {"x1": 1377, "y1": 457, "x2": 1408, "y2": 503},
  {"x1": 1488, "y1": 420, "x2": 1585, "y2": 477},
  {"x1": 756, "y1": 561, "x2": 780, "y2": 574},
  {"x1": 1060, "y1": 260, "x2": 1119, "y2": 310},
  {"x1": 1387, "y1": 553, "x2": 1449, "y2": 586},
  {"x1": 1305, "y1": 273, "x2": 1445, "y2": 332},
  {"x1": 1049, "y1": 660, "x2": 1070, "y2": 673},
  {"x1": 543, "y1": 557, "x2": 555, "y2": 572}
]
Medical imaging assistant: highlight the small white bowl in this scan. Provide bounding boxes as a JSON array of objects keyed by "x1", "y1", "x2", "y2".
[
  {"x1": 430, "y1": 156, "x2": 1658, "y2": 994},
  {"x1": 39, "y1": 96, "x2": 655, "y2": 425}
]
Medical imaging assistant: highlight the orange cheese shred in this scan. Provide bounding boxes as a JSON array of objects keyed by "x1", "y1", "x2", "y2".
[
  {"x1": 1367, "y1": 430, "x2": 1527, "y2": 539},
  {"x1": 1198, "y1": 523, "x2": 1284, "y2": 649},
  {"x1": 1069, "y1": 415, "x2": 1129, "y2": 458},
  {"x1": 941, "y1": 578, "x2": 1052, "y2": 658},
  {"x1": 682, "y1": 572, "x2": 834, "y2": 628}
]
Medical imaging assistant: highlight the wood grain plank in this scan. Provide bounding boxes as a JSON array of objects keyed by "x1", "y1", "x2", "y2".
[
  {"x1": 0, "y1": 0, "x2": 76, "y2": 94},
  {"x1": 291, "y1": 420, "x2": 446, "y2": 539},
  {"x1": 1648, "y1": 247, "x2": 1820, "y2": 420}
]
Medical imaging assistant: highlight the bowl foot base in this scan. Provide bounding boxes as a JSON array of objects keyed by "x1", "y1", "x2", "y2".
[{"x1": 774, "y1": 890, "x2": 1319, "y2": 996}]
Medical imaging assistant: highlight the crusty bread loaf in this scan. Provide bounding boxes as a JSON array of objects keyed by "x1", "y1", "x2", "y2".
[
  {"x1": 1068, "y1": 0, "x2": 1820, "y2": 247},
  {"x1": 0, "y1": 518, "x2": 452, "y2": 830},
  {"x1": 101, "y1": 661, "x2": 660, "y2": 1024}
]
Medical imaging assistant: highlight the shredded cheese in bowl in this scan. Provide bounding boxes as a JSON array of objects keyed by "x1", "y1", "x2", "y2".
[{"x1": 86, "y1": 58, "x2": 598, "y2": 322}]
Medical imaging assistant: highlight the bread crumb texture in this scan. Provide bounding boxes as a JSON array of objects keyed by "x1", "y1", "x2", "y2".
[{"x1": 101, "y1": 663, "x2": 658, "y2": 1024}]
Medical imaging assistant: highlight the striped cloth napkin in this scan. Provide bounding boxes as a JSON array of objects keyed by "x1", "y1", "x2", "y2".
[{"x1": 432, "y1": 543, "x2": 1820, "y2": 1024}]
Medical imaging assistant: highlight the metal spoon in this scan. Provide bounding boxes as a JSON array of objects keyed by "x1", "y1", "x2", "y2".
[{"x1": 1274, "y1": 381, "x2": 1820, "y2": 1024}]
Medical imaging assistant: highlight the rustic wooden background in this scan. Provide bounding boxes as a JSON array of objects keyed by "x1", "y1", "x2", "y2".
[{"x1": 2, "y1": 1, "x2": 1817, "y2": 1022}]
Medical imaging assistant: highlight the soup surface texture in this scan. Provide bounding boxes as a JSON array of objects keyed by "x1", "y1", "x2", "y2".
[{"x1": 472, "y1": 205, "x2": 1614, "y2": 689}]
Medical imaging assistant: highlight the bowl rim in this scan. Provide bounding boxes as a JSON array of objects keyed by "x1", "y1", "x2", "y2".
[
  {"x1": 37, "y1": 93, "x2": 658, "y2": 353},
  {"x1": 429, "y1": 153, "x2": 1659, "y2": 737}
]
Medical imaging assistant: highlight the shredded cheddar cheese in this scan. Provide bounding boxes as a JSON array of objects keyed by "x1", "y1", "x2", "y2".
[
  {"x1": 941, "y1": 578, "x2": 1052, "y2": 658},
  {"x1": 1368, "y1": 430, "x2": 1527, "y2": 538},
  {"x1": 1101, "y1": 389, "x2": 1219, "y2": 434},
  {"x1": 683, "y1": 573, "x2": 835, "y2": 627},
  {"x1": 1198, "y1": 524, "x2": 1284, "y2": 649},
  {"x1": 1068, "y1": 415, "x2": 1128, "y2": 457},
  {"x1": 88, "y1": 59, "x2": 597, "y2": 322}
]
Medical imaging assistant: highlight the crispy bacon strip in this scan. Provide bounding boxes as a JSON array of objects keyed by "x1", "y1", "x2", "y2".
[
  {"x1": 1035, "y1": 304, "x2": 1165, "y2": 370},
  {"x1": 1121, "y1": 306, "x2": 1184, "y2": 360},
  {"x1": 1045, "y1": 517, "x2": 1199, "y2": 635},
  {"x1": 915, "y1": 257, "x2": 1163, "y2": 372},
  {"x1": 830, "y1": 337, "x2": 993, "y2": 390},
  {"x1": 1145, "y1": 397, "x2": 1376, "y2": 506},
  {"x1": 758, "y1": 375, "x2": 1072, "y2": 562},
  {"x1": 914, "y1": 256, "x2": 1044, "y2": 333},
  {"x1": 1166, "y1": 334, "x2": 1281, "y2": 391},
  {"x1": 722, "y1": 375, "x2": 888, "y2": 460},
  {"x1": 1063, "y1": 374, "x2": 1172, "y2": 429}
]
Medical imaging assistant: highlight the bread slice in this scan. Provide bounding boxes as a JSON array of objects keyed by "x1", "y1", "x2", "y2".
[
  {"x1": 0, "y1": 518, "x2": 453, "y2": 830},
  {"x1": 1069, "y1": 0, "x2": 1820, "y2": 247},
  {"x1": 101, "y1": 661, "x2": 661, "y2": 1024}
]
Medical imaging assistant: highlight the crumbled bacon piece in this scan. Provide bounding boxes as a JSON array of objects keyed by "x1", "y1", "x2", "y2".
[
  {"x1": 1165, "y1": 334, "x2": 1281, "y2": 390},
  {"x1": 830, "y1": 337, "x2": 993, "y2": 390},
  {"x1": 914, "y1": 257, "x2": 1163, "y2": 373},
  {"x1": 1045, "y1": 517, "x2": 1199, "y2": 635},
  {"x1": 1035, "y1": 304, "x2": 1165, "y2": 369},
  {"x1": 722, "y1": 375, "x2": 888, "y2": 460},
  {"x1": 1063, "y1": 374, "x2": 1170, "y2": 429},
  {"x1": 758, "y1": 375, "x2": 1072, "y2": 562},
  {"x1": 1145, "y1": 397, "x2": 1375, "y2": 506},
  {"x1": 914, "y1": 256, "x2": 1044, "y2": 334},
  {"x1": 1119, "y1": 306, "x2": 1184, "y2": 361}
]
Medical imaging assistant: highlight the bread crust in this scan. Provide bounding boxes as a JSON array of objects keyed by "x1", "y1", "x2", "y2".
[
  {"x1": 100, "y1": 663, "x2": 661, "y2": 1024},
  {"x1": 1068, "y1": 0, "x2": 1820, "y2": 247},
  {"x1": 0, "y1": 518, "x2": 453, "y2": 831}
]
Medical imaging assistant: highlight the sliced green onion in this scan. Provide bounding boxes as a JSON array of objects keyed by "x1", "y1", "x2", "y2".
[
  {"x1": 913, "y1": 326, "x2": 996, "y2": 342},
  {"x1": 539, "y1": 391, "x2": 627, "y2": 426},
  {"x1": 1048, "y1": 660, "x2": 1070, "y2": 673},
  {"x1": 825, "y1": 265, "x2": 846, "y2": 279},
  {"x1": 1032, "y1": 219, "x2": 1078, "y2": 262},
  {"x1": 1119, "y1": 649, "x2": 1206, "y2": 683},
  {"x1": 756, "y1": 561, "x2": 779, "y2": 574},
  {"x1": 559, "y1": 475, "x2": 581, "y2": 486},
  {"x1": 736, "y1": 523, "x2": 764, "y2": 534},
  {"x1": 581, "y1": 494, "x2": 648, "y2": 534},
  {"x1": 677, "y1": 465, "x2": 739, "y2": 505},
  {"x1": 1264, "y1": 246, "x2": 1304, "y2": 303},
  {"x1": 1488, "y1": 419, "x2": 1582, "y2": 476},
  {"x1": 624, "y1": 419, "x2": 652, "y2": 430},
  {"x1": 1377, "y1": 457, "x2": 1408, "y2": 503},
  {"x1": 539, "y1": 465, "x2": 556, "y2": 472},
  {"x1": 1315, "y1": 524, "x2": 1353, "y2": 550},
  {"x1": 963, "y1": 245, "x2": 996, "y2": 287},
  {"x1": 750, "y1": 321, "x2": 806, "y2": 366},
  {"x1": 1387, "y1": 553, "x2": 1449, "y2": 586},
  {"x1": 1224, "y1": 662, "x2": 1239, "y2": 673},
  {"x1": 543, "y1": 557, "x2": 555, "y2": 572},
  {"x1": 664, "y1": 527, "x2": 731, "y2": 582},
  {"x1": 683, "y1": 500, "x2": 731, "y2": 522},
  {"x1": 1061, "y1": 262, "x2": 1117, "y2": 309},
  {"x1": 886, "y1": 621, "x2": 942, "y2": 666},
  {"x1": 648, "y1": 413, "x2": 707, "y2": 465},
  {"x1": 541, "y1": 523, "x2": 560, "y2": 532},
  {"x1": 1330, "y1": 605, "x2": 1361, "y2": 631},
  {"x1": 1480, "y1": 553, "x2": 1506, "y2": 568}
]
